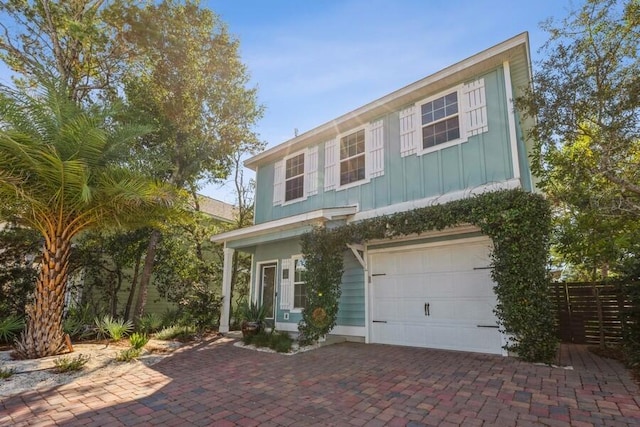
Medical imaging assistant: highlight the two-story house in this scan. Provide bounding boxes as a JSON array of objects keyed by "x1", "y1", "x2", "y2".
[{"x1": 213, "y1": 33, "x2": 534, "y2": 355}]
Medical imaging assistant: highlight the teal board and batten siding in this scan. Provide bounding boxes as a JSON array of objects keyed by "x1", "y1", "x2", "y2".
[
  {"x1": 336, "y1": 250, "x2": 365, "y2": 327},
  {"x1": 254, "y1": 66, "x2": 525, "y2": 224},
  {"x1": 252, "y1": 239, "x2": 365, "y2": 328}
]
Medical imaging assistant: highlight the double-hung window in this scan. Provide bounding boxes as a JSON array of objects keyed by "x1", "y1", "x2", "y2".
[
  {"x1": 339, "y1": 129, "x2": 366, "y2": 186},
  {"x1": 293, "y1": 258, "x2": 307, "y2": 310},
  {"x1": 421, "y1": 91, "x2": 460, "y2": 149},
  {"x1": 284, "y1": 153, "x2": 304, "y2": 202}
]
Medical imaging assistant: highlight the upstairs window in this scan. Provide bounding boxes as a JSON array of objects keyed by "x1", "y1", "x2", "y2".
[
  {"x1": 339, "y1": 129, "x2": 366, "y2": 186},
  {"x1": 273, "y1": 147, "x2": 318, "y2": 206},
  {"x1": 285, "y1": 153, "x2": 304, "y2": 202},
  {"x1": 421, "y1": 91, "x2": 460, "y2": 149}
]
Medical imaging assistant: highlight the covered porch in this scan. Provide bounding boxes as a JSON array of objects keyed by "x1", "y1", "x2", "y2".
[{"x1": 211, "y1": 206, "x2": 358, "y2": 333}]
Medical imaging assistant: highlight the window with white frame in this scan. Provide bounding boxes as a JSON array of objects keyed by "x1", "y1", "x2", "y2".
[
  {"x1": 293, "y1": 258, "x2": 308, "y2": 310},
  {"x1": 421, "y1": 91, "x2": 460, "y2": 149},
  {"x1": 285, "y1": 153, "x2": 304, "y2": 202},
  {"x1": 399, "y1": 79, "x2": 488, "y2": 158},
  {"x1": 273, "y1": 147, "x2": 319, "y2": 206},
  {"x1": 339, "y1": 129, "x2": 366, "y2": 186}
]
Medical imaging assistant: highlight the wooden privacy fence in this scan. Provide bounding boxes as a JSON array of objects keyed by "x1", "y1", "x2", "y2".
[{"x1": 549, "y1": 281, "x2": 636, "y2": 345}]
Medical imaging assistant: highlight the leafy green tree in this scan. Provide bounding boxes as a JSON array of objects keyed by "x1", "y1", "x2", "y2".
[
  {"x1": 0, "y1": 0, "x2": 133, "y2": 102},
  {"x1": 0, "y1": 82, "x2": 173, "y2": 358},
  {"x1": 517, "y1": 0, "x2": 640, "y2": 216},
  {"x1": 114, "y1": 0, "x2": 263, "y2": 323}
]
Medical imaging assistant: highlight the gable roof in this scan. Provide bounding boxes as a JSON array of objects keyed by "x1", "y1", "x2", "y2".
[{"x1": 244, "y1": 32, "x2": 531, "y2": 171}]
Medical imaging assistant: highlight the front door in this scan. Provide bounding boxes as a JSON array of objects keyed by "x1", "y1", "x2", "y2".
[{"x1": 260, "y1": 263, "x2": 277, "y2": 322}]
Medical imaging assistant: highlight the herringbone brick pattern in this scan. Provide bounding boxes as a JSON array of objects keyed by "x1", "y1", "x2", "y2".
[{"x1": 2, "y1": 338, "x2": 639, "y2": 426}]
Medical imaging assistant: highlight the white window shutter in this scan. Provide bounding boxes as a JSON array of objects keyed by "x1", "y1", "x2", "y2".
[
  {"x1": 324, "y1": 138, "x2": 338, "y2": 191},
  {"x1": 462, "y1": 78, "x2": 488, "y2": 136},
  {"x1": 305, "y1": 146, "x2": 318, "y2": 196},
  {"x1": 366, "y1": 119, "x2": 384, "y2": 178},
  {"x1": 399, "y1": 105, "x2": 418, "y2": 157},
  {"x1": 279, "y1": 258, "x2": 293, "y2": 310},
  {"x1": 272, "y1": 160, "x2": 284, "y2": 206}
]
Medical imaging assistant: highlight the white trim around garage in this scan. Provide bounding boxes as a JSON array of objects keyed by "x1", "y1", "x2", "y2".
[{"x1": 351, "y1": 178, "x2": 520, "y2": 222}]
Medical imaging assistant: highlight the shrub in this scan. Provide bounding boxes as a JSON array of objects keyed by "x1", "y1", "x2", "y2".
[
  {"x1": 155, "y1": 325, "x2": 196, "y2": 341},
  {"x1": 0, "y1": 315, "x2": 24, "y2": 344},
  {"x1": 160, "y1": 308, "x2": 181, "y2": 328},
  {"x1": 138, "y1": 312, "x2": 162, "y2": 334},
  {"x1": 622, "y1": 283, "x2": 640, "y2": 369},
  {"x1": 63, "y1": 304, "x2": 95, "y2": 340},
  {"x1": 53, "y1": 354, "x2": 90, "y2": 373},
  {"x1": 0, "y1": 367, "x2": 15, "y2": 379},
  {"x1": 178, "y1": 283, "x2": 222, "y2": 333},
  {"x1": 94, "y1": 315, "x2": 133, "y2": 341},
  {"x1": 115, "y1": 348, "x2": 141, "y2": 362},
  {"x1": 129, "y1": 332, "x2": 149, "y2": 350},
  {"x1": 243, "y1": 330, "x2": 293, "y2": 353}
]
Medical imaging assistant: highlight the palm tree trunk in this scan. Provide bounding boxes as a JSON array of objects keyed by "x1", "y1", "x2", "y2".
[
  {"x1": 133, "y1": 229, "x2": 161, "y2": 326},
  {"x1": 15, "y1": 235, "x2": 71, "y2": 359}
]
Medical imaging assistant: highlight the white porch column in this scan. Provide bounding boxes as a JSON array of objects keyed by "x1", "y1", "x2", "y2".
[{"x1": 220, "y1": 247, "x2": 235, "y2": 333}]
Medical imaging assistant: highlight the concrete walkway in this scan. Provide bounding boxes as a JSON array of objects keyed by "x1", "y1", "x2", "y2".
[{"x1": 2, "y1": 338, "x2": 639, "y2": 426}]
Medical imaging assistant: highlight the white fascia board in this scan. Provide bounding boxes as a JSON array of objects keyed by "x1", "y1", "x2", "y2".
[
  {"x1": 245, "y1": 33, "x2": 529, "y2": 170},
  {"x1": 210, "y1": 206, "x2": 358, "y2": 243},
  {"x1": 351, "y1": 179, "x2": 521, "y2": 222}
]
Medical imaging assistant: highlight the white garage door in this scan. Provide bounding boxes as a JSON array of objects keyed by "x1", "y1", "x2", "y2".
[{"x1": 369, "y1": 238, "x2": 503, "y2": 354}]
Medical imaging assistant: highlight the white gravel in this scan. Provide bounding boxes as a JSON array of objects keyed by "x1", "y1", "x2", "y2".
[{"x1": 0, "y1": 339, "x2": 183, "y2": 398}]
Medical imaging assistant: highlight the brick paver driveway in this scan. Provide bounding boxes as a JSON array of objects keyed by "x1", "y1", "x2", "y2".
[{"x1": 2, "y1": 337, "x2": 639, "y2": 426}]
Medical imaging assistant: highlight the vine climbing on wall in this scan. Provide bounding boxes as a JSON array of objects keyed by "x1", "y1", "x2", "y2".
[{"x1": 299, "y1": 189, "x2": 557, "y2": 363}]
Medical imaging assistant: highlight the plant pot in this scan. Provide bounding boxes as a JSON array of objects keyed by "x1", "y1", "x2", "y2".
[{"x1": 241, "y1": 321, "x2": 261, "y2": 338}]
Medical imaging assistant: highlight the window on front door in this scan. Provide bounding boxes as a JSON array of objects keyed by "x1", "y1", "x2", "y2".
[
  {"x1": 420, "y1": 91, "x2": 460, "y2": 149},
  {"x1": 293, "y1": 258, "x2": 308, "y2": 310},
  {"x1": 285, "y1": 153, "x2": 305, "y2": 202},
  {"x1": 339, "y1": 129, "x2": 365, "y2": 186},
  {"x1": 260, "y1": 263, "x2": 276, "y2": 320}
]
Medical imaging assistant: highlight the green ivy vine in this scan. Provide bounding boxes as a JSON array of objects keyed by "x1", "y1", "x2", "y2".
[{"x1": 299, "y1": 189, "x2": 557, "y2": 363}]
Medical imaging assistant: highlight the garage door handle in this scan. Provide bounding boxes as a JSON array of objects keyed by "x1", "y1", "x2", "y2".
[
  {"x1": 372, "y1": 320, "x2": 387, "y2": 323},
  {"x1": 424, "y1": 303, "x2": 430, "y2": 316},
  {"x1": 477, "y1": 325, "x2": 499, "y2": 328}
]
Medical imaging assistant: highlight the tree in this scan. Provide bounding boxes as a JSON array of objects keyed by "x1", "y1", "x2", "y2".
[
  {"x1": 516, "y1": 0, "x2": 640, "y2": 216},
  {"x1": 0, "y1": 225, "x2": 40, "y2": 318},
  {"x1": 0, "y1": 0, "x2": 132, "y2": 102},
  {"x1": 115, "y1": 0, "x2": 263, "y2": 323},
  {"x1": 0, "y1": 82, "x2": 173, "y2": 358}
]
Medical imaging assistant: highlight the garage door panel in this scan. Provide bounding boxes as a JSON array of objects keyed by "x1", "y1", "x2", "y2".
[
  {"x1": 423, "y1": 248, "x2": 453, "y2": 272},
  {"x1": 373, "y1": 277, "x2": 398, "y2": 297},
  {"x1": 370, "y1": 239, "x2": 502, "y2": 355},
  {"x1": 372, "y1": 299, "x2": 397, "y2": 320}
]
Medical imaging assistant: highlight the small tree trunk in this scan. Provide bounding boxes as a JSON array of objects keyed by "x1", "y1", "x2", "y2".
[
  {"x1": 133, "y1": 229, "x2": 161, "y2": 326},
  {"x1": 15, "y1": 236, "x2": 71, "y2": 359},
  {"x1": 110, "y1": 269, "x2": 122, "y2": 317},
  {"x1": 124, "y1": 255, "x2": 142, "y2": 322}
]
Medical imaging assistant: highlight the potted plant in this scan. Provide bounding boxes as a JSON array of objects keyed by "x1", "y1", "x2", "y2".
[{"x1": 239, "y1": 301, "x2": 267, "y2": 338}]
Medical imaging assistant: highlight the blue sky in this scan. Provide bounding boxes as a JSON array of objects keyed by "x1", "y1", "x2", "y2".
[{"x1": 202, "y1": 0, "x2": 575, "y2": 202}]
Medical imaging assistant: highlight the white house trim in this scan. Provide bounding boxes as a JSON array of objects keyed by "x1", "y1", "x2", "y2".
[
  {"x1": 211, "y1": 206, "x2": 358, "y2": 243},
  {"x1": 350, "y1": 178, "x2": 521, "y2": 222},
  {"x1": 220, "y1": 247, "x2": 235, "y2": 334},
  {"x1": 503, "y1": 61, "x2": 521, "y2": 181},
  {"x1": 275, "y1": 322, "x2": 365, "y2": 338}
]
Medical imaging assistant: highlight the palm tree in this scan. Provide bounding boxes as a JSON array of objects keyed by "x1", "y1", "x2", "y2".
[{"x1": 0, "y1": 83, "x2": 174, "y2": 359}]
